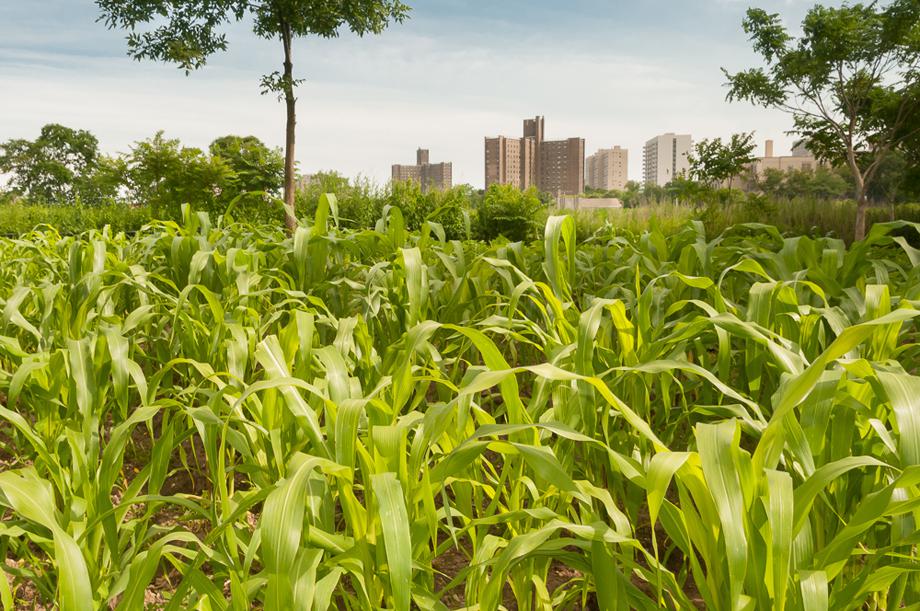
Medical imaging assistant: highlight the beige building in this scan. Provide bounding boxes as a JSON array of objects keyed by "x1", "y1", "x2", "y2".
[
  {"x1": 485, "y1": 116, "x2": 584, "y2": 195},
  {"x1": 749, "y1": 139, "x2": 818, "y2": 178},
  {"x1": 392, "y1": 148, "x2": 453, "y2": 193},
  {"x1": 585, "y1": 146, "x2": 628, "y2": 191},
  {"x1": 643, "y1": 133, "x2": 693, "y2": 187},
  {"x1": 643, "y1": 133, "x2": 692, "y2": 186},
  {"x1": 558, "y1": 195, "x2": 623, "y2": 210}
]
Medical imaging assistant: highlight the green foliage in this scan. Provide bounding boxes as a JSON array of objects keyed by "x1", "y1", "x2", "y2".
[
  {"x1": 124, "y1": 131, "x2": 235, "y2": 220},
  {"x1": 297, "y1": 172, "x2": 383, "y2": 231},
  {"x1": 209, "y1": 135, "x2": 284, "y2": 196},
  {"x1": 0, "y1": 124, "x2": 104, "y2": 204},
  {"x1": 687, "y1": 132, "x2": 757, "y2": 188},
  {"x1": 383, "y1": 181, "x2": 468, "y2": 240},
  {"x1": 96, "y1": 0, "x2": 411, "y2": 72},
  {"x1": 209, "y1": 135, "x2": 285, "y2": 223},
  {"x1": 0, "y1": 202, "x2": 152, "y2": 235},
  {"x1": 756, "y1": 166, "x2": 851, "y2": 201},
  {"x1": 122, "y1": 131, "x2": 286, "y2": 223},
  {"x1": 298, "y1": 176, "x2": 469, "y2": 240},
  {"x1": 476, "y1": 183, "x2": 545, "y2": 242},
  {"x1": 724, "y1": 0, "x2": 920, "y2": 238},
  {"x1": 1, "y1": 209, "x2": 920, "y2": 608},
  {"x1": 97, "y1": 0, "x2": 412, "y2": 230},
  {"x1": 426, "y1": 184, "x2": 471, "y2": 241}
]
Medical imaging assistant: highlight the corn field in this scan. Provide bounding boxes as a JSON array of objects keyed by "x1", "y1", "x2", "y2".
[{"x1": 1, "y1": 199, "x2": 920, "y2": 610}]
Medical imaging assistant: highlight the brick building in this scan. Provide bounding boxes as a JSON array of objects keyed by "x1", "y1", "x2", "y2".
[
  {"x1": 392, "y1": 148, "x2": 453, "y2": 193},
  {"x1": 484, "y1": 116, "x2": 584, "y2": 195}
]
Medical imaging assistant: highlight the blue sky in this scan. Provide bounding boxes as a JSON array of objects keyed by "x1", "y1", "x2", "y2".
[{"x1": 0, "y1": 0, "x2": 826, "y2": 186}]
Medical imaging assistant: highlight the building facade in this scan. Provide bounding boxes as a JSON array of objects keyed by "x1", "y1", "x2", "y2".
[
  {"x1": 643, "y1": 133, "x2": 692, "y2": 186},
  {"x1": 558, "y1": 195, "x2": 623, "y2": 210},
  {"x1": 585, "y1": 146, "x2": 629, "y2": 191},
  {"x1": 391, "y1": 148, "x2": 453, "y2": 193},
  {"x1": 540, "y1": 138, "x2": 585, "y2": 195},
  {"x1": 484, "y1": 116, "x2": 584, "y2": 195},
  {"x1": 485, "y1": 136, "x2": 536, "y2": 190},
  {"x1": 749, "y1": 139, "x2": 818, "y2": 178}
]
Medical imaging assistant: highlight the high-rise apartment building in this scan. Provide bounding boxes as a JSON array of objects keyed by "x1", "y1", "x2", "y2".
[
  {"x1": 585, "y1": 146, "x2": 629, "y2": 191},
  {"x1": 392, "y1": 148, "x2": 453, "y2": 193},
  {"x1": 643, "y1": 133, "x2": 692, "y2": 186},
  {"x1": 484, "y1": 136, "x2": 537, "y2": 190},
  {"x1": 485, "y1": 116, "x2": 584, "y2": 195},
  {"x1": 540, "y1": 138, "x2": 585, "y2": 195}
]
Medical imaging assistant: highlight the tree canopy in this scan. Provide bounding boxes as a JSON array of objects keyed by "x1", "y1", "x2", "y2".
[
  {"x1": 724, "y1": 0, "x2": 920, "y2": 239},
  {"x1": 96, "y1": 0, "x2": 410, "y2": 231},
  {"x1": 687, "y1": 132, "x2": 757, "y2": 190},
  {"x1": 0, "y1": 124, "x2": 100, "y2": 203},
  {"x1": 209, "y1": 135, "x2": 285, "y2": 197}
]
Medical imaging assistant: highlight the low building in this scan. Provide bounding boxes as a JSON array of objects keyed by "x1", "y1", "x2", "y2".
[
  {"x1": 586, "y1": 146, "x2": 628, "y2": 191},
  {"x1": 392, "y1": 148, "x2": 453, "y2": 193},
  {"x1": 749, "y1": 139, "x2": 818, "y2": 178},
  {"x1": 557, "y1": 195, "x2": 623, "y2": 210}
]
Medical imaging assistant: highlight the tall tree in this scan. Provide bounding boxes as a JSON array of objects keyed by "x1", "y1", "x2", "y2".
[
  {"x1": 724, "y1": 1, "x2": 920, "y2": 241},
  {"x1": 96, "y1": 0, "x2": 410, "y2": 232},
  {"x1": 0, "y1": 124, "x2": 100, "y2": 203}
]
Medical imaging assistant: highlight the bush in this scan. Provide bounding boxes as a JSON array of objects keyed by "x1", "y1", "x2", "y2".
[
  {"x1": 475, "y1": 184, "x2": 545, "y2": 242},
  {"x1": 558, "y1": 196, "x2": 920, "y2": 244},
  {"x1": 0, "y1": 202, "x2": 152, "y2": 235},
  {"x1": 296, "y1": 172, "x2": 382, "y2": 229},
  {"x1": 420, "y1": 186, "x2": 469, "y2": 241}
]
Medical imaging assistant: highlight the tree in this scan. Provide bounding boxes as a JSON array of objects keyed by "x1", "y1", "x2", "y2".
[
  {"x1": 667, "y1": 175, "x2": 706, "y2": 206},
  {"x1": 754, "y1": 166, "x2": 851, "y2": 201},
  {"x1": 809, "y1": 167, "x2": 851, "y2": 200},
  {"x1": 125, "y1": 132, "x2": 234, "y2": 219},
  {"x1": 96, "y1": 0, "x2": 410, "y2": 233},
  {"x1": 209, "y1": 135, "x2": 284, "y2": 197},
  {"x1": 687, "y1": 132, "x2": 757, "y2": 192},
  {"x1": 724, "y1": 2, "x2": 920, "y2": 240},
  {"x1": 758, "y1": 168, "x2": 787, "y2": 199},
  {"x1": 78, "y1": 155, "x2": 129, "y2": 206},
  {"x1": 209, "y1": 135, "x2": 285, "y2": 219},
  {"x1": 617, "y1": 181, "x2": 642, "y2": 208},
  {"x1": 0, "y1": 124, "x2": 100, "y2": 203}
]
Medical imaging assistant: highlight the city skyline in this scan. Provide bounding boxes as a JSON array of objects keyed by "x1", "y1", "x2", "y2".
[
  {"x1": 485, "y1": 116, "x2": 584, "y2": 195},
  {"x1": 0, "y1": 0, "x2": 830, "y2": 188}
]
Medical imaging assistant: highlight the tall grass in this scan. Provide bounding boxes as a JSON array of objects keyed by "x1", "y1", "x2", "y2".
[
  {"x1": 558, "y1": 199, "x2": 920, "y2": 243},
  {"x1": 0, "y1": 202, "x2": 918, "y2": 609},
  {"x1": 0, "y1": 202, "x2": 152, "y2": 235}
]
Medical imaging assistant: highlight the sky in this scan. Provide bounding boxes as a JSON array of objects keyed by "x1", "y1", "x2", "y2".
[{"x1": 0, "y1": 0, "x2": 829, "y2": 187}]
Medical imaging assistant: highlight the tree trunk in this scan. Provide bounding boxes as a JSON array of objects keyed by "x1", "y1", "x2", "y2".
[
  {"x1": 846, "y1": 149, "x2": 868, "y2": 243},
  {"x1": 854, "y1": 190, "x2": 868, "y2": 242},
  {"x1": 281, "y1": 24, "x2": 297, "y2": 233},
  {"x1": 851, "y1": 165, "x2": 868, "y2": 242}
]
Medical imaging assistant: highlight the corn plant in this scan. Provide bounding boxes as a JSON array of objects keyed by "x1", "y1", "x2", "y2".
[{"x1": 0, "y1": 202, "x2": 918, "y2": 610}]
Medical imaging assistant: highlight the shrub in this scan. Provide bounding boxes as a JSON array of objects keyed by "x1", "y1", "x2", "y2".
[
  {"x1": 0, "y1": 202, "x2": 152, "y2": 235},
  {"x1": 475, "y1": 184, "x2": 544, "y2": 242}
]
